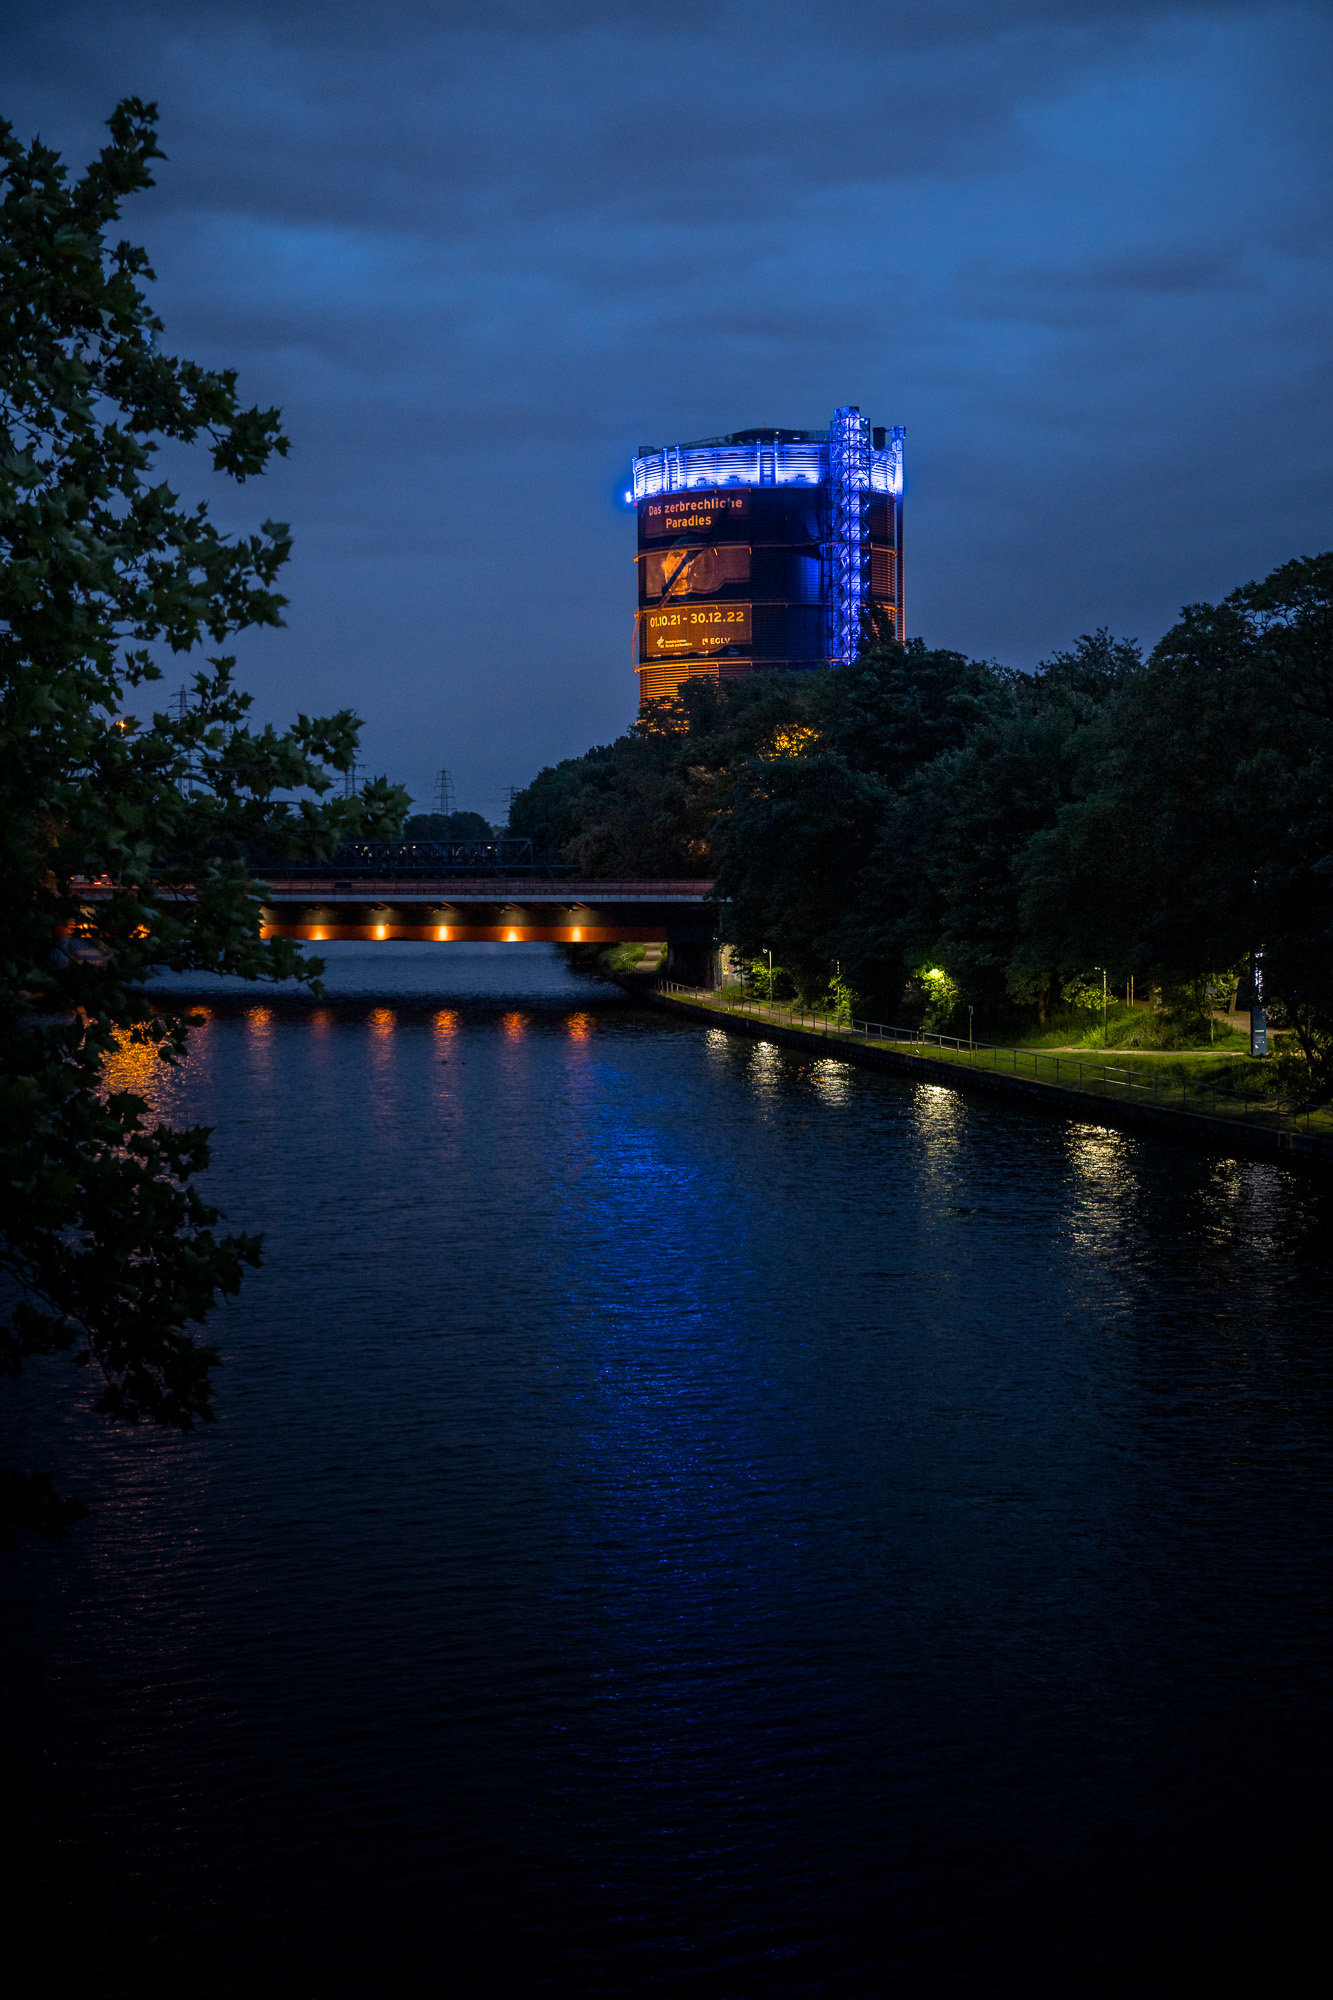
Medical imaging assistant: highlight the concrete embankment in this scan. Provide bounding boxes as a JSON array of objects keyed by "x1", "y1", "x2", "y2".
[{"x1": 636, "y1": 986, "x2": 1333, "y2": 1172}]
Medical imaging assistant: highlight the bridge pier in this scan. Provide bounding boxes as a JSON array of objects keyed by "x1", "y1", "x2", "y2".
[{"x1": 664, "y1": 916, "x2": 719, "y2": 989}]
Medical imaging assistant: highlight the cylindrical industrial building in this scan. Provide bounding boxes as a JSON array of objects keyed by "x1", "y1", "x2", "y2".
[{"x1": 632, "y1": 406, "x2": 903, "y2": 708}]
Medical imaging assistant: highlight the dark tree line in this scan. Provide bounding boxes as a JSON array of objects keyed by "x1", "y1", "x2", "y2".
[
  {"x1": 402, "y1": 810, "x2": 492, "y2": 841},
  {"x1": 512, "y1": 557, "x2": 1333, "y2": 1092}
]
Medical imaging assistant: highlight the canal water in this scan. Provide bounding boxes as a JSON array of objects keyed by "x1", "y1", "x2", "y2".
[{"x1": 5, "y1": 947, "x2": 1330, "y2": 1997}]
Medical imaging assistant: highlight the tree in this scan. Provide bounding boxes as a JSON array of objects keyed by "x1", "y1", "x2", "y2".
[
  {"x1": 1238, "y1": 555, "x2": 1333, "y2": 1086},
  {"x1": 508, "y1": 671, "x2": 820, "y2": 878},
  {"x1": 712, "y1": 627, "x2": 1011, "y2": 1006},
  {"x1": 852, "y1": 630, "x2": 1141, "y2": 1023},
  {"x1": 508, "y1": 629, "x2": 1012, "y2": 1007},
  {"x1": 403, "y1": 810, "x2": 492, "y2": 841},
  {"x1": 1014, "y1": 557, "x2": 1333, "y2": 1089},
  {"x1": 820, "y1": 611, "x2": 1012, "y2": 785},
  {"x1": 0, "y1": 102, "x2": 407, "y2": 1539},
  {"x1": 713, "y1": 751, "x2": 890, "y2": 992}
]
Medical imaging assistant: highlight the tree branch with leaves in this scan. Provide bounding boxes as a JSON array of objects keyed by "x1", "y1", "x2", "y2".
[{"x1": 0, "y1": 100, "x2": 407, "y2": 1540}]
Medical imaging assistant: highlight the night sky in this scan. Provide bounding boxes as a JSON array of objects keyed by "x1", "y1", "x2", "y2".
[{"x1": 5, "y1": 2, "x2": 1331, "y2": 820}]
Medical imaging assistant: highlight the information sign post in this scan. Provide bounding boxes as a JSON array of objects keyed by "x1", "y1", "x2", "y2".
[{"x1": 1250, "y1": 950, "x2": 1267, "y2": 1057}]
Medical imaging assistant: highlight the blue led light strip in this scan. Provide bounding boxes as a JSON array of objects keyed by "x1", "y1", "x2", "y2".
[{"x1": 824, "y1": 406, "x2": 870, "y2": 668}]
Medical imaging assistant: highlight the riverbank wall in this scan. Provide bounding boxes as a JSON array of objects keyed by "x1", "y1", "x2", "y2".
[{"x1": 635, "y1": 985, "x2": 1333, "y2": 1172}]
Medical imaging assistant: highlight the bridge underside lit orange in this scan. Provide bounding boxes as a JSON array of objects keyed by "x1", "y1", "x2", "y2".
[
  {"x1": 254, "y1": 878, "x2": 717, "y2": 976},
  {"x1": 261, "y1": 924, "x2": 661, "y2": 945}
]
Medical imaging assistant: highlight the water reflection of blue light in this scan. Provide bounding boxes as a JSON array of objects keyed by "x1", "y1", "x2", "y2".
[{"x1": 11, "y1": 972, "x2": 1332, "y2": 1997}]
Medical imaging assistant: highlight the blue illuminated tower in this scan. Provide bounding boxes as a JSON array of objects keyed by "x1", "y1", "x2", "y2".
[{"x1": 630, "y1": 407, "x2": 903, "y2": 707}]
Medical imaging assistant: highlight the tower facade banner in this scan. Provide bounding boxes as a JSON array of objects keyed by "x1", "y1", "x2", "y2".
[{"x1": 629, "y1": 412, "x2": 903, "y2": 711}]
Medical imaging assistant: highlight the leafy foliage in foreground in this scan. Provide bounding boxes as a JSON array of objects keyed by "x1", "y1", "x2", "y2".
[
  {"x1": 0, "y1": 102, "x2": 407, "y2": 1538},
  {"x1": 511, "y1": 563, "x2": 1333, "y2": 1093}
]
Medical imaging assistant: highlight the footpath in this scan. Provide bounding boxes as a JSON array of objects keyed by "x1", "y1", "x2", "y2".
[{"x1": 633, "y1": 981, "x2": 1333, "y2": 1172}]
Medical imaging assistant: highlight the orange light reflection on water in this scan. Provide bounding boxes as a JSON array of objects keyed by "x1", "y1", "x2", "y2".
[
  {"x1": 245, "y1": 1006, "x2": 275, "y2": 1082},
  {"x1": 433, "y1": 1009, "x2": 459, "y2": 1092},
  {"x1": 369, "y1": 1008, "x2": 395, "y2": 1037},
  {"x1": 503, "y1": 1011, "x2": 525, "y2": 1041},
  {"x1": 102, "y1": 1014, "x2": 211, "y2": 1115},
  {"x1": 567, "y1": 1012, "x2": 593, "y2": 1042},
  {"x1": 102, "y1": 1025, "x2": 163, "y2": 1097}
]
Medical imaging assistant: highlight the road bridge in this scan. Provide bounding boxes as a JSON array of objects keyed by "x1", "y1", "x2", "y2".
[{"x1": 257, "y1": 877, "x2": 719, "y2": 982}]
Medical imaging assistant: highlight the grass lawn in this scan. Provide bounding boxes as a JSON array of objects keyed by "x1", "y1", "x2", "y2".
[
  {"x1": 1008, "y1": 999, "x2": 1249, "y2": 1053},
  {"x1": 602, "y1": 941, "x2": 665, "y2": 973},
  {"x1": 1008, "y1": 1042, "x2": 1264, "y2": 1092},
  {"x1": 891, "y1": 1040, "x2": 1333, "y2": 1140},
  {"x1": 687, "y1": 987, "x2": 1332, "y2": 1141}
]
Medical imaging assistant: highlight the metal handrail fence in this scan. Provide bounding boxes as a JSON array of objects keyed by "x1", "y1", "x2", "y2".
[{"x1": 656, "y1": 982, "x2": 1321, "y2": 1139}]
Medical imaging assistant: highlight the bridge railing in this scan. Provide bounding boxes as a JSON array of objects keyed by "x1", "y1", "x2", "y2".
[
  {"x1": 655, "y1": 982, "x2": 1324, "y2": 1140},
  {"x1": 264, "y1": 839, "x2": 577, "y2": 880}
]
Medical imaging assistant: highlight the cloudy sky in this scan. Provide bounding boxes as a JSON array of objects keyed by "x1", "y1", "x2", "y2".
[{"x1": 4, "y1": 1, "x2": 1330, "y2": 818}]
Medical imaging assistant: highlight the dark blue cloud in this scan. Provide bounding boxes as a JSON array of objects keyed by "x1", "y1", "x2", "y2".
[{"x1": 3, "y1": 0, "x2": 1330, "y2": 817}]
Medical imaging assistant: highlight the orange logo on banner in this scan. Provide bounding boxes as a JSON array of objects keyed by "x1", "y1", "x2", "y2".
[{"x1": 641, "y1": 603, "x2": 752, "y2": 657}]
